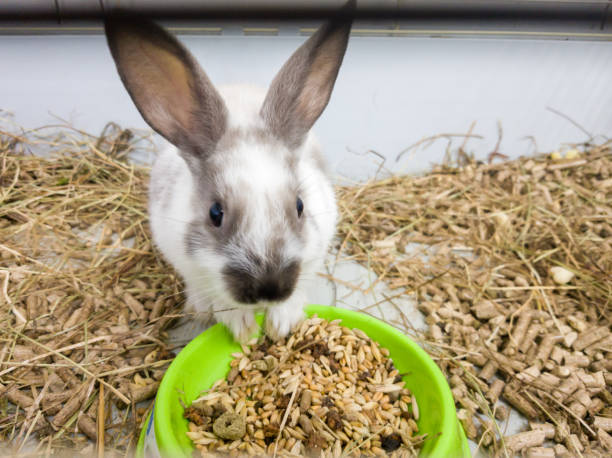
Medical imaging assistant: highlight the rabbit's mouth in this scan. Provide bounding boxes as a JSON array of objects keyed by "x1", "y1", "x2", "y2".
[{"x1": 222, "y1": 260, "x2": 301, "y2": 305}]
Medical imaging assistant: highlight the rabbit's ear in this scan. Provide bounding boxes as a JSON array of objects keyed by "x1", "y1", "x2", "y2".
[
  {"x1": 105, "y1": 15, "x2": 227, "y2": 158},
  {"x1": 260, "y1": 13, "x2": 352, "y2": 149}
]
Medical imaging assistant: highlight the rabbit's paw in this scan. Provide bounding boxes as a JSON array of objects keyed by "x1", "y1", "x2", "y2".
[
  {"x1": 265, "y1": 301, "x2": 305, "y2": 341},
  {"x1": 216, "y1": 309, "x2": 258, "y2": 344}
]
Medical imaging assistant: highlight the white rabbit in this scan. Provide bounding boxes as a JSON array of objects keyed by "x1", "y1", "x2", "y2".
[{"x1": 105, "y1": 12, "x2": 351, "y2": 342}]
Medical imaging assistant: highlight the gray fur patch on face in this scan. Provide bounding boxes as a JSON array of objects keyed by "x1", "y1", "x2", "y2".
[
  {"x1": 183, "y1": 125, "x2": 308, "y2": 308},
  {"x1": 183, "y1": 176, "x2": 248, "y2": 256}
]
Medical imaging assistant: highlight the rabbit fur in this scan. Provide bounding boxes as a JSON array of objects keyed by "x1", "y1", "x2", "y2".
[{"x1": 105, "y1": 13, "x2": 351, "y2": 342}]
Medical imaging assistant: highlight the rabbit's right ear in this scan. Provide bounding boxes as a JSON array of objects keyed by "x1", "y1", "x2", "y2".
[
  {"x1": 105, "y1": 14, "x2": 227, "y2": 160},
  {"x1": 260, "y1": 3, "x2": 353, "y2": 149}
]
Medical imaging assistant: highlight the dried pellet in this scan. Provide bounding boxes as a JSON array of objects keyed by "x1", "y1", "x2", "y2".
[
  {"x1": 519, "y1": 324, "x2": 542, "y2": 354},
  {"x1": 503, "y1": 386, "x2": 539, "y2": 419},
  {"x1": 568, "y1": 401, "x2": 587, "y2": 419},
  {"x1": 554, "y1": 374, "x2": 580, "y2": 401},
  {"x1": 1, "y1": 384, "x2": 34, "y2": 409},
  {"x1": 552, "y1": 366, "x2": 571, "y2": 378},
  {"x1": 490, "y1": 351, "x2": 526, "y2": 374},
  {"x1": 504, "y1": 430, "x2": 546, "y2": 452},
  {"x1": 42, "y1": 391, "x2": 73, "y2": 415},
  {"x1": 494, "y1": 405, "x2": 509, "y2": 421},
  {"x1": 517, "y1": 364, "x2": 541, "y2": 383},
  {"x1": 129, "y1": 381, "x2": 160, "y2": 403},
  {"x1": 566, "y1": 434, "x2": 584, "y2": 454},
  {"x1": 535, "y1": 335, "x2": 562, "y2": 361},
  {"x1": 553, "y1": 443, "x2": 570, "y2": 457},
  {"x1": 526, "y1": 446, "x2": 555, "y2": 458},
  {"x1": 564, "y1": 352, "x2": 590, "y2": 367},
  {"x1": 593, "y1": 416, "x2": 612, "y2": 432},
  {"x1": 52, "y1": 383, "x2": 88, "y2": 428},
  {"x1": 472, "y1": 300, "x2": 497, "y2": 320},
  {"x1": 573, "y1": 327, "x2": 610, "y2": 351},
  {"x1": 529, "y1": 422, "x2": 555, "y2": 439},
  {"x1": 486, "y1": 379, "x2": 504, "y2": 404},
  {"x1": 479, "y1": 360, "x2": 498, "y2": 381},
  {"x1": 77, "y1": 413, "x2": 98, "y2": 441},
  {"x1": 598, "y1": 428, "x2": 612, "y2": 451},
  {"x1": 457, "y1": 409, "x2": 477, "y2": 440},
  {"x1": 510, "y1": 311, "x2": 532, "y2": 348}
]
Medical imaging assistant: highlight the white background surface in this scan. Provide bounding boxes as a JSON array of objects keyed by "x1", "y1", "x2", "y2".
[{"x1": 1, "y1": 33, "x2": 611, "y2": 181}]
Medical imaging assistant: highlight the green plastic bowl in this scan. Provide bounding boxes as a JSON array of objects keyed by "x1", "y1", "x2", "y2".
[{"x1": 139, "y1": 305, "x2": 470, "y2": 457}]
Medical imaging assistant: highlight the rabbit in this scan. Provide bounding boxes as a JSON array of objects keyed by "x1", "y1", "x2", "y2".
[{"x1": 104, "y1": 12, "x2": 351, "y2": 343}]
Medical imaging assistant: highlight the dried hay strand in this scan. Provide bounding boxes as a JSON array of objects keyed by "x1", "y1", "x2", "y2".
[
  {"x1": 1, "y1": 114, "x2": 611, "y2": 457},
  {"x1": 0, "y1": 119, "x2": 182, "y2": 455},
  {"x1": 336, "y1": 143, "x2": 612, "y2": 457}
]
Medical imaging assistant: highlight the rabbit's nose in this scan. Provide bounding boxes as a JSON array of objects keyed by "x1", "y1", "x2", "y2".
[
  {"x1": 255, "y1": 260, "x2": 301, "y2": 302},
  {"x1": 223, "y1": 260, "x2": 301, "y2": 304},
  {"x1": 256, "y1": 280, "x2": 285, "y2": 302}
]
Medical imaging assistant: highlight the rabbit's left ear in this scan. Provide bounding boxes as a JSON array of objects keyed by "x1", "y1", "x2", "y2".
[
  {"x1": 260, "y1": 8, "x2": 352, "y2": 149},
  {"x1": 105, "y1": 14, "x2": 227, "y2": 160}
]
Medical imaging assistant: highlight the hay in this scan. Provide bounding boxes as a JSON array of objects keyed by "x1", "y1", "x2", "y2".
[
  {"x1": 336, "y1": 142, "x2": 611, "y2": 456},
  {"x1": 0, "y1": 118, "x2": 182, "y2": 455},
  {"x1": 1, "y1": 115, "x2": 610, "y2": 457}
]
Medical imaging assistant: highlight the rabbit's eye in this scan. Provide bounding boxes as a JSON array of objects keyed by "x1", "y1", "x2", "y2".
[
  {"x1": 296, "y1": 197, "x2": 304, "y2": 218},
  {"x1": 209, "y1": 202, "x2": 223, "y2": 227}
]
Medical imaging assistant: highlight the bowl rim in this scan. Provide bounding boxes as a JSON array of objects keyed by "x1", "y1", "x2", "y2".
[{"x1": 153, "y1": 305, "x2": 469, "y2": 457}]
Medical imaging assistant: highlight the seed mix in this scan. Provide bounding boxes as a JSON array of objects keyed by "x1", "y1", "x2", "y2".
[{"x1": 184, "y1": 316, "x2": 426, "y2": 457}]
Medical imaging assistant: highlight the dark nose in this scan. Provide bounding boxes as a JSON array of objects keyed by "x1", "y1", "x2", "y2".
[{"x1": 223, "y1": 261, "x2": 301, "y2": 304}]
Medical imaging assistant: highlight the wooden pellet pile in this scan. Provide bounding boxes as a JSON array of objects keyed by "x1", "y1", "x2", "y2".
[
  {"x1": 337, "y1": 143, "x2": 612, "y2": 456},
  {"x1": 0, "y1": 122, "x2": 182, "y2": 454},
  {"x1": 185, "y1": 316, "x2": 425, "y2": 457}
]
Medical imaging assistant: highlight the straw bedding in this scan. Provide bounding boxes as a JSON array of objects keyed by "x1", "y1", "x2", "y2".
[
  {"x1": 336, "y1": 142, "x2": 612, "y2": 456},
  {"x1": 0, "y1": 121, "x2": 181, "y2": 455},
  {"x1": 0, "y1": 118, "x2": 610, "y2": 457}
]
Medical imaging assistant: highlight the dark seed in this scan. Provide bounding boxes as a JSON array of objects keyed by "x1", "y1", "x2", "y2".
[
  {"x1": 276, "y1": 393, "x2": 292, "y2": 409},
  {"x1": 183, "y1": 406, "x2": 209, "y2": 427},
  {"x1": 306, "y1": 432, "x2": 328, "y2": 452},
  {"x1": 256, "y1": 337, "x2": 272, "y2": 353},
  {"x1": 250, "y1": 350, "x2": 265, "y2": 361},
  {"x1": 381, "y1": 433, "x2": 402, "y2": 452},
  {"x1": 295, "y1": 338, "x2": 313, "y2": 350},
  {"x1": 263, "y1": 422, "x2": 280, "y2": 438},
  {"x1": 312, "y1": 342, "x2": 330, "y2": 358},
  {"x1": 326, "y1": 409, "x2": 343, "y2": 430},
  {"x1": 358, "y1": 370, "x2": 371, "y2": 382}
]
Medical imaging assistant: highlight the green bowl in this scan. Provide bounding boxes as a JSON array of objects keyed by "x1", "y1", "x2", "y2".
[{"x1": 139, "y1": 305, "x2": 470, "y2": 457}]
